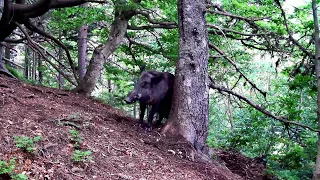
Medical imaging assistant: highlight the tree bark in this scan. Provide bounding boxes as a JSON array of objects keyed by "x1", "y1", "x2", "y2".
[
  {"x1": 4, "y1": 43, "x2": 10, "y2": 64},
  {"x1": 77, "y1": 3, "x2": 88, "y2": 81},
  {"x1": 0, "y1": 43, "x2": 15, "y2": 78},
  {"x1": 32, "y1": 51, "x2": 37, "y2": 80},
  {"x1": 226, "y1": 95, "x2": 234, "y2": 130},
  {"x1": 0, "y1": 0, "x2": 88, "y2": 41},
  {"x1": 74, "y1": 9, "x2": 135, "y2": 96},
  {"x1": 24, "y1": 45, "x2": 30, "y2": 79},
  {"x1": 312, "y1": 0, "x2": 320, "y2": 179},
  {"x1": 38, "y1": 54, "x2": 43, "y2": 84},
  {"x1": 162, "y1": 0, "x2": 210, "y2": 153},
  {"x1": 58, "y1": 33, "x2": 64, "y2": 89},
  {"x1": 0, "y1": 45, "x2": 3, "y2": 65}
]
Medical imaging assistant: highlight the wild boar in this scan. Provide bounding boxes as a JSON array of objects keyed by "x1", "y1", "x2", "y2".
[{"x1": 125, "y1": 70, "x2": 174, "y2": 131}]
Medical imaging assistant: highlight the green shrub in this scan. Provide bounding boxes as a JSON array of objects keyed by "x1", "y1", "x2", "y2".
[
  {"x1": 0, "y1": 159, "x2": 15, "y2": 174},
  {"x1": 11, "y1": 173, "x2": 28, "y2": 180},
  {"x1": 13, "y1": 136, "x2": 42, "y2": 153},
  {"x1": 72, "y1": 150, "x2": 92, "y2": 162},
  {"x1": 0, "y1": 159, "x2": 28, "y2": 180},
  {"x1": 69, "y1": 129, "x2": 83, "y2": 149}
]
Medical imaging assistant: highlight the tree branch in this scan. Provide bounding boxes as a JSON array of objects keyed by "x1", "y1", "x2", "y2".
[
  {"x1": 2, "y1": 57, "x2": 24, "y2": 69},
  {"x1": 135, "y1": 10, "x2": 177, "y2": 26},
  {"x1": 127, "y1": 10, "x2": 177, "y2": 30},
  {"x1": 207, "y1": 9, "x2": 269, "y2": 21},
  {"x1": 0, "y1": 0, "x2": 108, "y2": 41},
  {"x1": 127, "y1": 35, "x2": 176, "y2": 61},
  {"x1": 275, "y1": 1, "x2": 314, "y2": 59},
  {"x1": 15, "y1": 22, "x2": 77, "y2": 86},
  {"x1": 128, "y1": 24, "x2": 177, "y2": 30},
  {"x1": 209, "y1": 42, "x2": 267, "y2": 97},
  {"x1": 12, "y1": 0, "x2": 105, "y2": 17},
  {"x1": 209, "y1": 77, "x2": 320, "y2": 132},
  {"x1": 126, "y1": 33, "x2": 143, "y2": 71},
  {"x1": 24, "y1": 20, "x2": 79, "y2": 84},
  {"x1": 207, "y1": 24, "x2": 270, "y2": 37}
]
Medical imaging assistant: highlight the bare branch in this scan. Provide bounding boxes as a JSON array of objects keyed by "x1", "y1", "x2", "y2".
[
  {"x1": 0, "y1": 0, "x2": 109, "y2": 41},
  {"x1": 127, "y1": 10, "x2": 177, "y2": 30},
  {"x1": 209, "y1": 42, "x2": 267, "y2": 97},
  {"x1": 128, "y1": 24, "x2": 177, "y2": 30},
  {"x1": 15, "y1": 22, "x2": 77, "y2": 86},
  {"x1": 3, "y1": 38, "x2": 26, "y2": 43},
  {"x1": 135, "y1": 10, "x2": 177, "y2": 26},
  {"x1": 2, "y1": 57, "x2": 24, "y2": 69},
  {"x1": 127, "y1": 35, "x2": 176, "y2": 61},
  {"x1": 275, "y1": 1, "x2": 314, "y2": 59},
  {"x1": 126, "y1": 33, "x2": 143, "y2": 71},
  {"x1": 13, "y1": 0, "x2": 107, "y2": 17},
  {"x1": 240, "y1": 40, "x2": 272, "y2": 51},
  {"x1": 207, "y1": 10, "x2": 269, "y2": 21},
  {"x1": 24, "y1": 21, "x2": 79, "y2": 84},
  {"x1": 207, "y1": 24, "x2": 269, "y2": 37},
  {"x1": 209, "y1": 78, "x2": 320, "y2": 132}
]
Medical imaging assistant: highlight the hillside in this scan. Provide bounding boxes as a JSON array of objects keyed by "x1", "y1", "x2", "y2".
[{"x1": 0, "y1": 75, "x2": 267, "y2": 180}]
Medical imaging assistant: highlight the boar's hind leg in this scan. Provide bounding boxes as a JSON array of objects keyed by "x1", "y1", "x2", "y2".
[
  {"x1": 154, "y1": 113, "x2": 164, "y2": 128},
  {"x1": 145, "y1": 104, "x2": 160, "y2": 131},
  {"x1": 139, "y1": 103, "x2": 146, "y2": 126}
]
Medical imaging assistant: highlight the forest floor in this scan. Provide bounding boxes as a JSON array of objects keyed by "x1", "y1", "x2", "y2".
[{"x1": 0, "y1": 75, "x2": 270, "y2": 180}]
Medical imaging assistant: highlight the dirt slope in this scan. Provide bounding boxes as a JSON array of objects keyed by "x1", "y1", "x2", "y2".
[{"x1": 0, "y1": 75, "x2": 266, "y2": 180}]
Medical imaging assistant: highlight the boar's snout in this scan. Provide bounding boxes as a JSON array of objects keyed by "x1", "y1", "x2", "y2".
[
  {"x1": 124, "y1": 92, "x2": 141, "y2": 104},
  {"x1": 124, "y1": 97, "x2": 134, "y2": 104}
]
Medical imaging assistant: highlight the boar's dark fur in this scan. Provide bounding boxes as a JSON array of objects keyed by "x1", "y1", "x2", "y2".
[{"x1": 125, "y1": 70, "x2": 174, "y2": 130}]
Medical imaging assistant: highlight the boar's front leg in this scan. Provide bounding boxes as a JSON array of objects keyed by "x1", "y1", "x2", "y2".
[
  {"x1": 145, "y1": 104, "x2": 160, "y2": 131},
  {"x1": 139, "y1": 102, "x2": 146, "y2": 126}
]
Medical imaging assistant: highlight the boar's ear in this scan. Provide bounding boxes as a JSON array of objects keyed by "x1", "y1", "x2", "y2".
[
  {"x1": 140, "y1": 65, "x2": 146, "y2": 73},
  {"x1": 149, "y1": 71, "x2": 163, "y2": 84}
]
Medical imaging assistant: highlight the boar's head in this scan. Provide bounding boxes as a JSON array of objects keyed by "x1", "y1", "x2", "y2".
[{"x1": 125, "y1": 70, "x2": 165, "y2": 104}]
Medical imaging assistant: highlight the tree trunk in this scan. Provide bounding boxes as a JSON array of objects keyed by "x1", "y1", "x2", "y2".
[
  {"x1": 24, "y1": 45, "x2": 30, "y2": 79},
  {"x1": 77, "y1": 3, "x2": 88, "y2": 81},
  {"x1": 58, "y1": 33, "x2": 64, "y2": 89},
  {"x1": 32, "y1": 51, "x2": 37, "y2": 81},
  {"x1": 74, "y1": 10, "x2": 135, "y2": 96},
  {"x1": 312, "y1": 0, "x2": 320, "y2": 179},
  {"x1": 108, "y1": 79, "x2": 112, "y2": 92},
  {"x1": 38, "y1": 54, "x2": 43, "y2": 84},
  {"x1": 0, "y1": 45, "x2": 5, "y2": 71},
  {"x1": 226, "y1": 95, "x2": 234, "y2": 130},
  {"x1": 0, "y1": 43, "x2": 14, "y2": 78},
  {"x1": 162, "y1": 0, "x2": 210, "y2": 154},
  {"x1": 0, "y1": 44, "x2": 3, "y2": 64},
  {"x1": 133, "y1": 103, "x2": 137, "y2": 118},
  {"x1": 4, "y1": 43, "x2": 10, "y2": 64}
]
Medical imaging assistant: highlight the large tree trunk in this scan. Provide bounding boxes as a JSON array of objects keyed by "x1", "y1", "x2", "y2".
[
  {"x1": 312, "y1": 0, "x2": 320, "y2": 179},
  {"x1": 162, "y1": 0, "x2": 210, "y2": 154},
  {"x1": 77, "y1": 3, "x2": 88, "y2": 81},
  {"x1": 74, "y1": 10, "x2": 135, "y2": 96}
]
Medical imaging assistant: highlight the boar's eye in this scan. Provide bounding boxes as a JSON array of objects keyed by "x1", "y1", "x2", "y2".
[{"x1": 141, "y1": 82, "x2": 149, "y2": 88}]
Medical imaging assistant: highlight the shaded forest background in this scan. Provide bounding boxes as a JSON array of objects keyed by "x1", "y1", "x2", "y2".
[{"x1": 1, "y1": 0, "x2": 320, "y2": 179}]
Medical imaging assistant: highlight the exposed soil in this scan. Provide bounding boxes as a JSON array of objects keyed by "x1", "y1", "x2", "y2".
[
  {"x1": 0, "y1": 75, "x2": 269, "y2": 180},
  {"x1": 214, "y1": 150, "x2": 274, "y2": 180}
]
